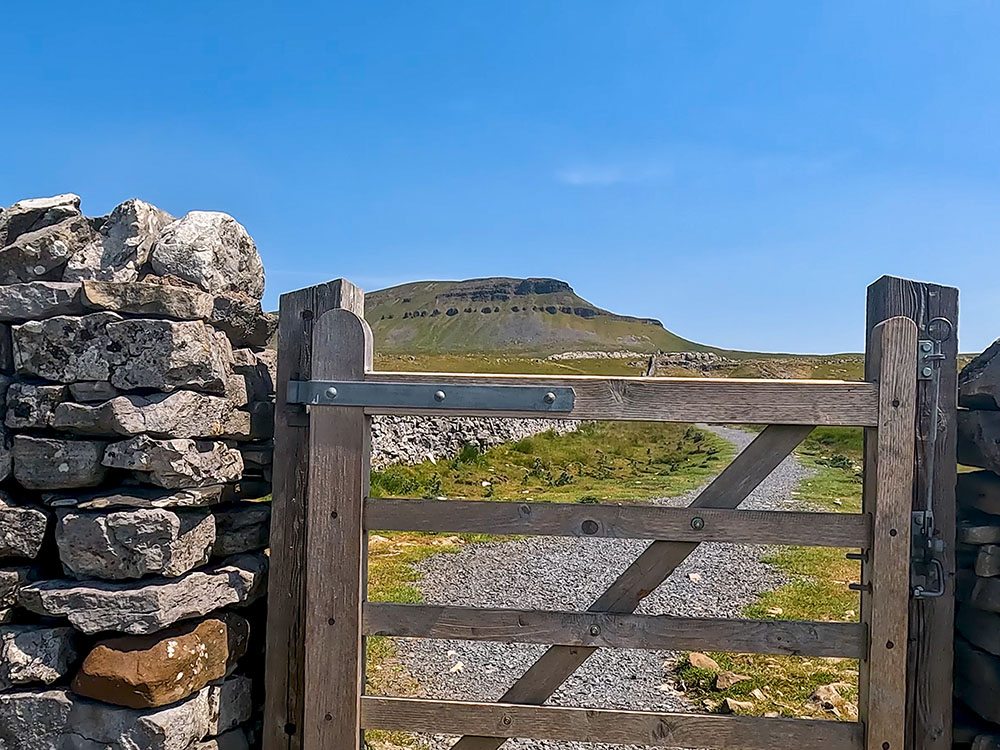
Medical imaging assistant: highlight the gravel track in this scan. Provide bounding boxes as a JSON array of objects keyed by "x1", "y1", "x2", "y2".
[{"x1": 387, "y1": 426, "x2": 813, "y2": 750}]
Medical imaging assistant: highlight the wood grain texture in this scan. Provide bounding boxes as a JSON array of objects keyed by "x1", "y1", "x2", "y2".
[
  {"x1": 301, "y1": 308, "x2": 373, "y2": 750},
  {"x1": 864, "y1": 316, "x2": 918, "y2": 750},
  {"x1": 364, "y1": 371, "x2": 877, "y2": 425},
  {"x1": 451, "y1": 424, "x2": 813, "y2": 750},
  {"x1": 361, "y1": 697, "x2": 864, "y2": 750},
  {"x1": 366, "y1": 498, "x2": 870, "y2": 548},
  {"x1": 866, "y1": 275, "x2": 958, "y2": 750},
  {"x1": 364, "y1": 603, "x2": 866, "y2": 658},
  {"x1": 263, "y1": 279, "x2": 364, "y2": 750}
]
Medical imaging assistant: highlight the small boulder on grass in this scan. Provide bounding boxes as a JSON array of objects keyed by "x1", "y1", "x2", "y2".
[
  {"x1": 721, "y1": 697, "x2": 755, "y2": 714},
  {"x1": 715, "y1": 670, "x2": 751, "y2": 690},
  {"x1": 687, "y1": 652, "x2": 720, "y2": 672}
]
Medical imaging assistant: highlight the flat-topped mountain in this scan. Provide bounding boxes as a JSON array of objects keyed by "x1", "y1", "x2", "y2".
[{"x1": 366, "y1": 277, "x2": 719, "y2": 356}]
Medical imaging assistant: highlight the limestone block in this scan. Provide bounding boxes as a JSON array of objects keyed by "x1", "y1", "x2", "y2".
[
  {"x1": 44, "y1": 484, "x2": 228, "y2": 511},
  {"x1": 56, "y1": 509, "x2": 215, "y2": 580},
  {"x1": 12, "y1": 436, "x2": 107, "y2": 490},
  {"x1": 0, "y1": 282, "x2": 84, "y2": 322},
  {"x1": 0, "y1": 194, "x2": 81, "y2": 247},
  {"x1": 71, "y1": 613, "x2": 249, "y2": 708},
  {"x1": 53, "y1": 391, "x2": 250, "y2": 440},
  {"x1": 0, "y1": 567, "x2": 40, "y2": 608},
  {"x1": 103, "y1": 436, "x2": 244, "y2": 489},
  {"x1": 0, "y1": 626, "x2": 78, "y2": 691},
  {"x1": 63, "y1": 199, "x2": 175, "y2": 283},
  {"x1": 213, "y1": 504, "x2": 270, "y2": 557},
  {"x1": 210, "y1": 293, "x2": 276, "y2": 348},
  {"x1": 960, "y1": 410, "x2": 1000, "y2": 473},
  {"x1": 5, "y1": 383, "x2": 67, "y2": 429},
  {"x1": 962, "y1": 340, "x2": 1000, "y2": 410},
  {"x1": 978, "y1": 545, "x2": 1000, "y2": 577},
  {"x1": 12, "y1": 312, "x2": 122, "y2": 382},
  {"x1": 68, "y1": 381, "x2": 121, "y2": 402},
  {"x1": 19, "y1": 553, "x2": 267, "y2": 635},
  {"x1": 0, "y1": 501, "x2": 47, "y2": 560},
  {"x1": 960, "y1": 471, "x2": 1000, "y2": 516},
  {"x1": 0, "y1": 675, "x2": 251, "y2": 750},
  {"x1": 957, "y1": 638, "x2": 1000, "y2": 724},
  {"x1": 0, "y1": 217, "x2": 97, "y2": 284},
  {"x1": 151, "y1": 211, "x2": 265, "y2": 299},
  {"x1": 106, "y1": 318, "x2": 233, "y2": 393},
  {"x1": 81, "y1": 279, "x2": 214, "y2": 320},
  {"x1": 193, "y1": 729, "x2": 250, "y2": 750},
  {"x1": 958, "y1": 606, "x2": 1000, "y2": 656}
]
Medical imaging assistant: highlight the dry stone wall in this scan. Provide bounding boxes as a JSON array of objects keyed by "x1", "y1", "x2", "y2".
[
  {"x1": 0, "y1": 193, "x2": 274, "y2": 750},
  {"x1": 956, "y1": 341, "x2": 1000, "y2": 748},
  {"x1": 0, "y1": 194, "x2": 576, "y2": 750}
]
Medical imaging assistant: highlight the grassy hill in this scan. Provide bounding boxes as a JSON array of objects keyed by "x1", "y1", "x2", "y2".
[{"x1": 366, "y1": 277, "x2": 726, "y2": 357}]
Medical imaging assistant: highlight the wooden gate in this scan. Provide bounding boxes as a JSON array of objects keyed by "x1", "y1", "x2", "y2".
[{"x1": 263, "y1": 276, "x2": 955, "y2": 750}]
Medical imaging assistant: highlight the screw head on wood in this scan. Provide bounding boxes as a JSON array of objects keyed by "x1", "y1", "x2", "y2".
[
  {"x1": 543, "y1": 391, "x2": 557, "y2": 404},
  {"x1": 581, "y1": 519, "x2": 599, "y2": 535},
  {"x1": 325, "y1": 386, "x2": 338, "y2": 400},
  {"x1": 691, "y1": 516, "x2": 705, "y2": 531},
  {"x1": 589, "y1": 624, "x2": 601, "y2": 637},
  {"x1": 434, "y1": 390, "x2": 446, "y2": 402}
]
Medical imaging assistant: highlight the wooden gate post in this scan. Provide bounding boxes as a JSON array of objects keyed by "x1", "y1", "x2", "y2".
[
  {"x1": 866, "y1": 276, "x2": 959, "y2": 750},
  {"x1": 264, "y1": 279, "x2": 368, "y2": 750}
]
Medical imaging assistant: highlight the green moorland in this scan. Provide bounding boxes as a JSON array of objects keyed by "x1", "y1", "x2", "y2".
[{"x1": 675, "y1": 426, "x2": 865, "y2": 719}]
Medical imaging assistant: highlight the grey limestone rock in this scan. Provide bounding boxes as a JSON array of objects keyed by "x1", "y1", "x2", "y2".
[
  {"x1": 0, "y1": 675, "x2": 251, "y2": 750},
  {"x1": 18, "y1": 554, "x2": 267, "y2": 634},
  {"x1": 0, "y1": 282, "x2": 84, "y2": 322},
  {"x1": 0, "y1": 217, "x2": 97, "y2": 284},
  {"x1": 80, "y1": 279, "x2": 214, "y2": 320},
  {"x1": 210, "y1": 293, "x2": 276, "y2": 348},
  {"x1": 12, "y1": 312, "x2": 122, "y2": 383},
  {"x1": 5, "y1": 383, "x2": 67, "y2": 429},
  {"x1": 12, "y1": 436, "x2": 108, "y2": 490},
  {"x1": 0, "y1": 194, "x2": 81, "y2": 248},
  {"x1": 103, "y1": 436, "x2": 244, "y2": 489},
  {"x1": 0, "y1": 567, "x2": 40, "y2": 608},
  {"x1": 53, "y1": 391, "x2": 250, "y2": 440},
  {"x1": 212, "y1": 504, "x2": 270, "y2": 557},
  {"x1": 56, "y1": 508, "x2": 215, "y2": 580},
  {"x1": 152, "y1": 211, "x2": 265, "y2": 299},
  {"x1": 0, "y1": 626, "x2": 78, "y2": 691},
  {"x1": 43, "y1": 484, "x2": 228, "y2": 511},
  {"x1": 0, "y1": 500, "x2": 47, "y2": 560},
  {"x1": 63, "y1": 199, "x2": 175, "y2": 283}
]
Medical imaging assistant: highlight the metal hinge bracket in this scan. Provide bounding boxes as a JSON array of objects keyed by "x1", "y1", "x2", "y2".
[{"x1": 286, "y1": 380, "x2": 576, "y2": 413}]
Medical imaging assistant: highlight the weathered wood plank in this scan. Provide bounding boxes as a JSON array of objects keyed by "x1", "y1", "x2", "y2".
[
  {"x1": 363, "y1": 371, "x2": 878, "y2": 425},
  {"x1": 863, "y1": 316, "x2": 918, "y2": 750},
  {"x1": 361, "y1": 697, "x2": 864, "y2": 750},
  {"x1": 301, "y1": 308, "x2": 373, "y2": 750},
  {"x1": 866, "y1": 276, "x2": 958, "y2": 750},
  {"x1": 263, "y1": 279, "x2": 365, "y2": 750},
  {"x1": 364, "y1": 603, "x2": 866, "y2": 658},
  {"x1": 366, "y1": 498, "x2": 871, "y2": 548},
  {"x1": 451, "y1": 424, "x2": 813, "y2": 750}
]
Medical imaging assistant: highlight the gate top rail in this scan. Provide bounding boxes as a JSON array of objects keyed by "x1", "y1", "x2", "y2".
[{"x1": 289, "y1": 371, "x2": 881, "y2": 425}]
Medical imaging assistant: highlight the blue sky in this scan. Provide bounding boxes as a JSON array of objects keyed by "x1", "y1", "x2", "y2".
[{"x1": 2, "y1": 1, "x2": 999, "y2": 354}]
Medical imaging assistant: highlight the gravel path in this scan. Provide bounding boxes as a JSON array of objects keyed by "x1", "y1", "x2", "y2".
[{"x1": 387, "y1": 426, "x2": 813, "y2": 750}]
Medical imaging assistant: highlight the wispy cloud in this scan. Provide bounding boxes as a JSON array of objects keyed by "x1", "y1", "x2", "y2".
[{"x1": 555, "y1": 163, "x2": 669, "y2": 187}]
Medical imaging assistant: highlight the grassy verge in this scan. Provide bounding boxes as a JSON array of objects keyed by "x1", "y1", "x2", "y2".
[
  {"x1": 675, "y1": 426, "x2": 864, "y2": 719},
  {"x1": 363, "y1": 422, "x2": 733, "y2": 746}
]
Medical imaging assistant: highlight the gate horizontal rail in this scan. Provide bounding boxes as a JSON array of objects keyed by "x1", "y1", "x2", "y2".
[
  {"x1": 360, "y1": 697, "x2": 865, "y2": 750},
  {"x1": 362, "y1": 371, "x2": 879, "y2": 425},
  {"x1": 364, "y1": 603, "x2": 867, "y2": 658},
  {"x1": 366, "y1": 497, "x2": 872, "y2": 547}
]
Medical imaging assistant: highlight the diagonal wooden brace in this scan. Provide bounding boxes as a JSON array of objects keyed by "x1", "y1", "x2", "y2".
[{"x1": 451, "y1": 424, "x2": 814, "y2": 750}]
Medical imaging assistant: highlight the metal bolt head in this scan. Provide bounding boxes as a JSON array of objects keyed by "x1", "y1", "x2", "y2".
[
  {"x1": 543, "y1": 391, "x2": 557, "y2": 404},
  {"x1": 691, "y1": 516, "x2": 705, "y2": 531},
  {"x1": 434, "y1": 390, "x2": 446, "y2": 402},
  {"x1": 581, "y1": 519, "x2": 599, "y2": 535},
  {"x1": 501, "y1": 714, "x2": 512, "y2": 726},
  {"x1": 589, "y1": 624, "x2": 601, "y2": 637},
  {"x1": 921, "y1": 366, "x2": 933, "y2": 377},
  {"x1": 324, "y1": 386, "x2": 338, "y2": 400}
]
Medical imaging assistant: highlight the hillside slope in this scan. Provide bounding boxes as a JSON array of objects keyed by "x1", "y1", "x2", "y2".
[{"x1": 366, "y1": 277, "x2": 718, "y2": 356}]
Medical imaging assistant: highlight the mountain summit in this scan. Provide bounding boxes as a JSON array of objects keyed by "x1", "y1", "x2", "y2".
[{"x1": 366, "y1": 277, "x2": 714, "y2": 356}]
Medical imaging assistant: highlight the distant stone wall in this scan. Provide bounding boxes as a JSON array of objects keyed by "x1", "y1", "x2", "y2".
[
  {"x1": 0, "y1": 193, "x2": 578, "y2": 750},
  {"x1": 955, "y1": 341, "x2": 1000, "y2": 747},
  {"x1": 0, "y1": 194, "x2": 275, "y2": 750}
]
